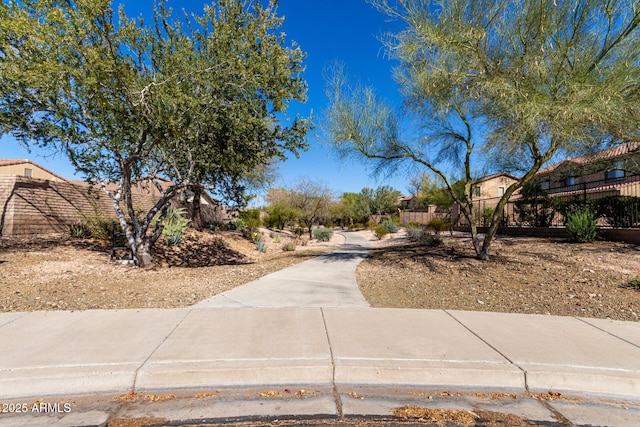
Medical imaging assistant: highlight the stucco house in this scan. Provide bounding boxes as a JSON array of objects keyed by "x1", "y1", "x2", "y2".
[
  {"x1": 471, "y1": 172, "x2": 520, "y2": 207},
  {"x1": 0, "y1": 159, "x2": 66, "y2": 182},
  {"x1": 533, "y1": 141, "x2": 640, "y2": 200}
]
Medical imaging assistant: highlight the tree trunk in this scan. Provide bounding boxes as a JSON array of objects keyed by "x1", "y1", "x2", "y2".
[
  {"x1": 191, "y1": 184, "x2": 203, "y2": 231},
  {"x1": 478, "y1": 159, "x2": 545, "y2": 261},
  {"x1": 479, "y1": 208, "x2": 504, "y2": 261},
  {"x1": 134, "y1": 238, "x2": 154, "y2": 268},
  {"x1": 464, "y1": 202, "x2": 482, "y2": 257}
]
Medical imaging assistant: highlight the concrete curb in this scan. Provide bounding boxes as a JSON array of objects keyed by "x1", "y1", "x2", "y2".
[{"x1": 2, "y1": 307, "x2": 640, "y2": 401}]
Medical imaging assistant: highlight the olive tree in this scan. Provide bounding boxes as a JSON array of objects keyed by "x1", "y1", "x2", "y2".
[
  {"x1": 0, "y1": 0, "x2": 311, "y2": 266},
  {"x1": 324, "y1": 0, "x2": 640, "y2": 260}
]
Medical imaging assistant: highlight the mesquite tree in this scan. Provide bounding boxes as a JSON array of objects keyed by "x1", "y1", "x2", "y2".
[
  {"x1": 0, "y1": 0, "x2": 311, "y2": 266},
  {"x1": 324, "y1": 0, "x2": 640, "y2": 260}
]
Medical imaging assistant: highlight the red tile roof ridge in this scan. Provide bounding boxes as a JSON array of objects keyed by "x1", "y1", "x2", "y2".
[{"x1": 538, "y1": 141, "x2": 640, "y2": 175}]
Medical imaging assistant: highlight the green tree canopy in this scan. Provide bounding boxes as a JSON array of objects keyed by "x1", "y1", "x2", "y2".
[
  {"x1": 0, "y1": 0, "x2": 311, "y2": 266},
  {"x1": 333, "y1": 192, "x2": 371, "y2": 225},
  {"x1": 264, "y1": 179, "x2": 333, "y2": 238},
  {"x1": 360, "y1": 185, "x2": 401, "y2": 216},
  {"x1": 324, "y1": 0, "x2": 640, "y2": 260}
]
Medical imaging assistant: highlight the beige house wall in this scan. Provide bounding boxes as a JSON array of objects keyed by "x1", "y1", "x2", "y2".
[
  {"x1": 473, "y1": 175, "x2": 519, "y2": 207},
  {"x1": 0, "y1": 163, "x2": 63, "y2": 181}
]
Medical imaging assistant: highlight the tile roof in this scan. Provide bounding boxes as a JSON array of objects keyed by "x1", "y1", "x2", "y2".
[
  {"x1": 473, "y1": 172, "x2": 520, "y2": 183},
  {"x1": 538, "y1": 141, "x2": 640, "y2": 175}
]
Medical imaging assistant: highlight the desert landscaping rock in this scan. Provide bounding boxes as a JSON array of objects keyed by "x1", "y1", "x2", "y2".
[
  {"x1": 0, "y1": 229, "x2": 342, "y2": 312},
  {"x1": 4, "y1": 229, "x2": 640, "y2": 321},
  {"x1": 358, "y1": 231, "x2": 640, "y2": 321}
]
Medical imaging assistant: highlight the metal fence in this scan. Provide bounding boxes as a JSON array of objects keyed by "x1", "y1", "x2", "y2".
[{"x1": 461, "y1": 174, "x2": 640, "y2": 229}]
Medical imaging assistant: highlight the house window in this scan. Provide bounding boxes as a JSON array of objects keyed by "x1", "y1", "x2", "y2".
[
  {"x1": 606, "y1": 161, "x2": 625, "y2": 180},
  {"x1": 540, "y1": 179, "x2": 550, "y2": 191},
  {"x1": 564, "y1": 175, "x2": 575, "y2": 186},
  {"x1": 474, "y1": 186, "x2": 481, "y2": 197},
  {"x1": 24, "y1": 168, "x2": 32, "y2": 178},
  {"x1": 497, "y1": 187, "x2": 505, "y2": 197}
]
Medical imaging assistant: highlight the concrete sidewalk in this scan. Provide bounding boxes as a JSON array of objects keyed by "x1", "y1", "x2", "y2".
[
  {"x1": 195, "y1": 232, "x2": 371, "y2": 307},
  {"x1": 2, "y1": 307, "x2": 640, "y2": 425},
  {"x1": 2, "y1": 232, "x2": 640, "y2": 425},
  {"x1": 2, "y1": 307, "x2": 640, "y2": 400}
]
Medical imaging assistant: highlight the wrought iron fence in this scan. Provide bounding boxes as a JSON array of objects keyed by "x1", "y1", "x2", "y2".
[{"x1": 463, "y1": 174, "x2": 640, "y2": 229}]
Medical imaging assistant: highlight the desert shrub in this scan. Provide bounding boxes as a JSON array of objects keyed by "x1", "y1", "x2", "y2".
[
  {"x1": 228, "y1": 218, "x2": 245, "y2": 231},
  {"x1": 515, "y1": 181, "x2": 556, "y2": 227},
  {"x1": 407, "y1": 221, "x2": 422, "y2": 229},
  {"x1": 292, "y1": 226, "x2": 305, "y2": 236},
  {"x1": 282, "y1": 241, "x2": 296, "y2": 251},
  {"x1": 566, "y1": 207, "x2": 598, "y2": 243},
  {"x1": 374, "y1": 225, "x2": 389, "y2": 240},
  {"x1": 552, "y1": 196, "x2": 594, "y2": 226},
  {"x1": 381, "y1": 219, "x2": 399, "y2": 233},
  {"x1": 249, "y1": 230, "x2": 262, "y2": 244},
  {"x1": 622, "y1": 276, "x2": 640, "y2": 290},
  {"x1": 212, "y1": 236, "x2": 226, "y2": 249},
  {"x1": 313, "y1": 227, "x2": 333, "y2": 242},
  {"x1": 162, "y1": 207, "x2": 190, "y2": 246},
  {"x1": 264, "y1": 205, "x2": 296, "y2": 230},
  {"x1": 353, "y1": 222, "x2": 363, "y2": 229},
  {"x1": 366, "y1": 220, "x2": 377, "y2": 231},
  {"x1": 427, "y1": 218, "x2": 449, "y2": 234},
  {"x1": 422, "y1": 234, "x2": 442, "y2": 247},
  {"x1": 208, "y1": 221, "x2": 224, "y2": 231},
  {"x1": 239, "y1": 209, "x2": 262, "y2": 230},
  {"x1": 390, "y1": 216, "x2": 401, "y2": 225},
  {"x1": 87, "y1": 216, "x2": 113, "y2": 240},
  {"x1": 273, "y1": 236, "x2": 281, "y2": 243},
  {"x1": 481, "y1": 207, "x2": 495, "y2": 226},
  {"x1": 165, "y1": 234, "x2": 182, "y2": 246},
  {"x1": 255, "y1": 241, "x2": 266, "y2": 253},
  {"x1": 69, "y1": 222, "x2": 91, "y2": 239},
  {"x1": 298, "y1": 236, "x2": 309, "y2": 246},
  {"x1": 406, "y1": 226, "x2": 424, "y2": 242}
]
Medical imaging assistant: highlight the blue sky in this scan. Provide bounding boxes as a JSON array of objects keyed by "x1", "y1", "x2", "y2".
[{"x1": 0, "y1": 0, "x2": 414, "y2": 197}]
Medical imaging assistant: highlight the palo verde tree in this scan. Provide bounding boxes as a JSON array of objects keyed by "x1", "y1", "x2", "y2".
[
  {"x1": 324, "y1": 0, "x2": 640, "y2": 260},
  {"x1": 0, "y1": 0, "x2": 311, "y2": 266}
]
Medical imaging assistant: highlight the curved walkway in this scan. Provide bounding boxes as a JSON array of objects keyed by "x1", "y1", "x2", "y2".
[
  {"x1": 2, "y1": 232, "x2": 640, "y2": 425},
  {"x1": 195, "y1": 232, "x2": 371, "y2": 308}
]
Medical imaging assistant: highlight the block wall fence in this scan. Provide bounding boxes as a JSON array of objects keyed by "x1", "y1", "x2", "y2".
[{"x1": 0, "y1": 176, "x2": 230, "y2": 236}]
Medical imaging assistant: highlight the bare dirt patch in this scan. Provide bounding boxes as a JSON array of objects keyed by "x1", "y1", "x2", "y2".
[
  {"x1": 0, "y1": 229, "x2": 343, "y2": 312},
  {"x1": 357, "y1": 231, "x2": 640, "y2": 321}
]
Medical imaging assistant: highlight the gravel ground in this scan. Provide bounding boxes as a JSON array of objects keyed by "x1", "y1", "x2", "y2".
[
  {"x1": 3, "y1": 227, "x2": 640, "y2": 322},
  {"x1": 0, "y1": 229, "x2": 343, "y2": 312},
  {"x1": 356, "y1": 230, "x2": 640, "y2": 321}
]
